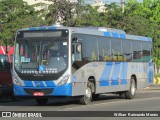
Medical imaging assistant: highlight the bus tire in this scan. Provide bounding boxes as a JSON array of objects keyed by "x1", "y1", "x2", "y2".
[
  {"x1": 125, "y1": 79, "x2": 136, "y2": 99},
  {"x1": 36, "y1": 98, "x2": 48, "y2": 105},
  {"x1": 79, "y1": 81, "x2": 93, "y2": 105}
]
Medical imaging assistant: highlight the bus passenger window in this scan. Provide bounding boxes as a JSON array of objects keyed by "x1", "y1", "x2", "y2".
[
  {"x1": 99, "y1": 37, "x2": 111, "y2": 61},
  {"x1": 142, "y1": 42, "x2": 151, "y2": 62},
  {"x1": 122, "y1": 40, "x2": 132, "y2": 62},
  {"x1": 111, "y1": 39, "x2": 122, "y2": 61},
  {"x1": 132, "y1": 41, "x2": 142, "y2": 62}
]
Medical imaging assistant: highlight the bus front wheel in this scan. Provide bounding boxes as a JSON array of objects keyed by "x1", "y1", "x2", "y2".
[
  {"x1": 79, "y1": 81, "x2": 93, "y2": 105},
  {"x1": 125, "y1": 79, "x2": 136, "y2": 99},
  {"x1": 36, "y1": 98, "x2": 48, "y2": 105}
]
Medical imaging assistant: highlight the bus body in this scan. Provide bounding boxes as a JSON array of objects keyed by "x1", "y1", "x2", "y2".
[
  {"x1": 13, "y1": 26, "x2": 153, "y2": 105},
  {"x1": 0, "y1": 46, "x2": 14, "y2": 96}
]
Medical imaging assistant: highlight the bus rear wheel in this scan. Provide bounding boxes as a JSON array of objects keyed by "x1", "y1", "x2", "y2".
[
  {"x1": 79, "y1": 81, "x2": 93, "y2": 105},
  {"x1": 125, "y1": 79, "x2": 136, "y2": 99},
  {"x1": 36, "y1": 98, "x2": 48, "y2": 105}
]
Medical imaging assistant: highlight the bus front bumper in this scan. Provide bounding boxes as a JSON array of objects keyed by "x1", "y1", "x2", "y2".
[{"x1": 13, "y1": 83, "x2": 72, "y2": 97}]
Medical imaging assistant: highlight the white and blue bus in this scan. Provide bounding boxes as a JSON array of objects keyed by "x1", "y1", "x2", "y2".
[{"x1": 13, "y1": 25, "x2": 153, "y2": 105}]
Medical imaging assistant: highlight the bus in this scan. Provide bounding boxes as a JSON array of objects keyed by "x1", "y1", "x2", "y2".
[
  {"x1": 0, "y1": 46, "x2": 14, "y2": 97},
  {"x1": 12, "y1": 25, "x2": 153, "y2": 105}
]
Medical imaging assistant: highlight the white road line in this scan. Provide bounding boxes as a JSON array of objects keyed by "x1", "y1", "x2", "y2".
[{"x1": 59, "y1": 97, "x2": 160, "y2": 111}]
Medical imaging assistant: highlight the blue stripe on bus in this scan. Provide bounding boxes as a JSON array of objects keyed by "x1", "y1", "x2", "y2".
[
  {"x1": 34, "y1": 81, "x2": 45, "y2": 87},
  {"x1": 103, "y1": 32, "x2": 111, "y2": 37},
  {"x1": 111, "y1": 80, "x2": 119, "y2": 85},
  {"x1": 24, "y1": 81, "x2": 33, "y2": 87},
  {"x1": 111, "y1": 32, "x2": 119, "y2": 38},
  {"x1": 52, "y1": 83, "x2": 72, "y2": 96},
  {"x1": 111, "y1": 62, "x2": 121, "y2": 85},
  {"x1": 120, "y1": 62, "x2": 128, "y2": 85},
  {"x1": 29, "y1": 27, "x2": 37, "y2": 30},
  {"x1": 24, "y1": 80, "x2": 56, "y2": 87},
  {"x1": 13, "y1": 83, "x2": 72, "y2": 96},
  {"x1": 45, "y1": 81, "x2": 56, "y2": 87},
  {"x1": 119, "y1": 34, "x2": 126, "y2": 39},
  {"x1": 100, "y1": 62, "x2": 112, "y2": 86},
  {"x1": 48, "y1": 26, "x2": 57, "y2": 30},
  {"x1": 28, "y1": 26, "x2": 57, "y2": 31}
]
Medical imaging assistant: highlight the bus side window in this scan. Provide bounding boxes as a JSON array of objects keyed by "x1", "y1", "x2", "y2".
[
  {"x1": 99, "y1": 37, "x2": 111, "y2": 61},
  {"x1": 111, "y1": 39, "x2": 122, "y2": 61}
]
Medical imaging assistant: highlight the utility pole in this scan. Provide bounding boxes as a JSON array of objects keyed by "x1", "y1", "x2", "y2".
[{"x1": 121, "y1": 0, "x2": 125, "y2": 13}]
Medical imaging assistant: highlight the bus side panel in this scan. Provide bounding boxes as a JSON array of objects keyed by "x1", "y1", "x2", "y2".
[
  {"x1": 127, "y1": 62, "x2": 152, "y2": 90},
  {"x1": 96, "y1": 62, "x2": 129, "y2": 93},
  {"x1": 72, "y1": 63, "x2": 98, "y2": 96},
  {"x1": 72, "y1": 62, "x2": 130, "y2": 96},
  {"x1": 72, "y1": 61, "x2": 152, "y2": 96}
]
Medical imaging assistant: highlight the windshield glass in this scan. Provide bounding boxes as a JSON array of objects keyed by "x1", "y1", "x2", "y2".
[{"x1": 14, "y1": 30, "x2": 69, "y2": 75}]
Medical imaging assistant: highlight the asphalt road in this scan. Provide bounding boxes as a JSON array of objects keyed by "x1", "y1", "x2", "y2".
[
  {"x1": 0, "y1": 85, "x2": 160, "y2": 119},
  {"x1": 0, "y1": 85, "x2": 160, "y2": 111}
]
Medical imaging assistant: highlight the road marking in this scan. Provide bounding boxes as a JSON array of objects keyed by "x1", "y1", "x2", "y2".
[{"x1": 59, "y1": 97, "x2": 160, "y2": 111}]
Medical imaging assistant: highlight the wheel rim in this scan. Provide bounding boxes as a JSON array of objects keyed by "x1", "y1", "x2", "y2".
[
  {"x1": 131, "y1": 81, "x2": 136, "y2": 96},
  {"x1": 85, "y1": 86, "x2": 92, "y2": 101}
]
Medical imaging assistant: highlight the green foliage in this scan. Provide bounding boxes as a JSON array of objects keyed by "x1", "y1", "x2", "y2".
[
  {"x1": 0, "y1": 0, "x2": 45, "y2": 45},
  {"x1": 124, "y1": 0, "x2": 160, "y2": 65},
  {"x1": 46, "y1": 0, "x2": 83, "y2": 26}
]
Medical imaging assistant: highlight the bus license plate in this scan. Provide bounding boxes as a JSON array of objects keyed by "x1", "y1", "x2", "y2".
[{"x1": 33, "y1": 92, "x2": 44, "y2": 96}]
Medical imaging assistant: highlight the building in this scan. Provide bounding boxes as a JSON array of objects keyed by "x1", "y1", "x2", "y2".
[{"x1": 91, "y1": 0, "x2": 106, "y2": 12}]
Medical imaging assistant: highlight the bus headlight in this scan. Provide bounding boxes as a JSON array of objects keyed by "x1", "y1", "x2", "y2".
[
  {"x1": 13, "y1": 76, "x2": 22, "y2": 86},
  {"x1": 57, "y1": 75, "x2": 69, "y2": 86}
]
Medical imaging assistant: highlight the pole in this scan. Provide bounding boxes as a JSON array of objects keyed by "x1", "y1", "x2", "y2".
[{"x1": 121, "y1": 0, "x2": 125, "y2": 13}]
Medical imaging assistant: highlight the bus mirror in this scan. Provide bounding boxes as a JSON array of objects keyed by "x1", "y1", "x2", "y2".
[{"x1": 77, "y1": 44, "x2": 82, "y2": 53}]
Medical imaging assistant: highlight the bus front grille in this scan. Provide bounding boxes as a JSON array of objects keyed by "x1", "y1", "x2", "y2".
[{"x1": 23, "y1": 88, "x2": 54, "y2": 95}]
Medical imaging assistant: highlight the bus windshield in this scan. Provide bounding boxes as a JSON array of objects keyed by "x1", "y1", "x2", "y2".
[{"x1": 14, "y1": 30, "x2": 69, "y2": 75}]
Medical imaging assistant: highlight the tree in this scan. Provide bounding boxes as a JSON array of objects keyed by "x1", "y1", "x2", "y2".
[
  {"x1": 46, "y1": 0, "x2": 83, "y2": 26},
  {"x1": 125, "y1": 0, "x2": 160, "y2": 68},
  {"x1": 76, "y1": 4, "x2": 107, "y2": 27},
  {"x1": 0, "y1": 0, "x2": 45, "y2": 45}
]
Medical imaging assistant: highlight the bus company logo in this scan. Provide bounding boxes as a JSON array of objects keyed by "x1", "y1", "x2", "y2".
[{"x1": 2, "y1": 112, "x2": 11, "y2": 117}]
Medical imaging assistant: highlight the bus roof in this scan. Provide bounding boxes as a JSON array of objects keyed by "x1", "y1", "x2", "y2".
[{"x1": 18, "y1": 25, "x2": 152, "y2": 42}]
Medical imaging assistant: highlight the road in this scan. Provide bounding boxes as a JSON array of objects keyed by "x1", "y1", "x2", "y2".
[{"x1": 0, "y1": 85, "x2": 160, "y2": 119}]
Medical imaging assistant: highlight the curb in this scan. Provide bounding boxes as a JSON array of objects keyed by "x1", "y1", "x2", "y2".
[{"x1": 144, "y1": 85, "x2": 160, "y2": 90}]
